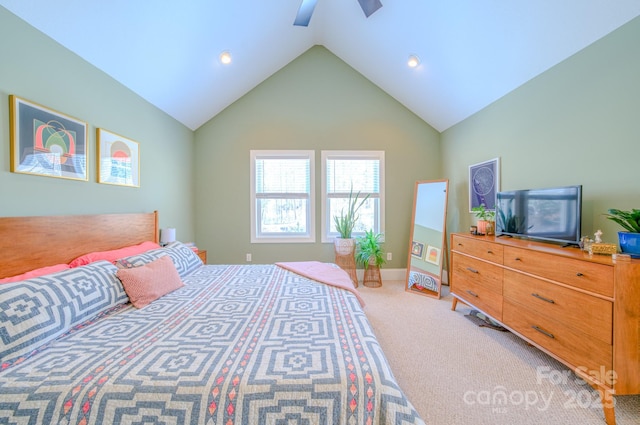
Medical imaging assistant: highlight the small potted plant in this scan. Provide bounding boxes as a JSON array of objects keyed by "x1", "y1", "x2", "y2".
[
  {"x1": 471, "y1": 204, "x2": 496, "y2": 235},
  {"x1": 356, "y1": 229, "x2": 386, "y2": 268},
  {"x1": 604, "y1": 208, "x2": 640, "y2": 255},
  {"x1": 356, "y1": 229, "x2": 386, "y2": 287},
  {"x1": 333, "y1": 186, "x2": 370, "y2": 255}
]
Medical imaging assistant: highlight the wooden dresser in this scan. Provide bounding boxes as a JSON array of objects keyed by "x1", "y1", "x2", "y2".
[{"x1": 450, "y1": 233, "x2": 640, "y2": 425}]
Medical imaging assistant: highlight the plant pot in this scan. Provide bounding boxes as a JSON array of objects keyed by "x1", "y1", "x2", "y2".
[
  {"x1": 476, "y1": 220, "x2": 490, "y2": 235},
  {"x1": 334, "y1": 237, "x2": 356, "y2": 255},
  {"x1": 618, "y1": 231, "x2": 640, "y2": 255},
  {"x1": 485, "y1": 221, "x2": 495, "y2": 236}
]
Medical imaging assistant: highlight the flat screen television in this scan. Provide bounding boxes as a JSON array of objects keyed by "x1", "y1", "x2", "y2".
[{"x1": 495, "y1": 185, "x2": 582, "y2": 246}]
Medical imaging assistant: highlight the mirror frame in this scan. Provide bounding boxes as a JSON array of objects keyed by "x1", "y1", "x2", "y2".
[{"x1": 404, "y1": 179, "x2": 449, "y2": 299}]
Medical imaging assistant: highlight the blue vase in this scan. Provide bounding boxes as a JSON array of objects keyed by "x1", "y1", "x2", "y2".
[{"x1": 618, "y1": 231, "x2": 640, "y2": 255}]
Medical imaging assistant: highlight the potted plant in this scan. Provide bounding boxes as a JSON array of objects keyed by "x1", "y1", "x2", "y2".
[
  {"x1": 356, "y1": 229, "x2": 386, "y2": 268},
  {"x1": 604, "y1": 208, "x2": 640, "y2": 255},
  {"x1": 471, "y1": 204, "x2": 495, "y2": 235},
  {"x1": 333, "y1": 187, "x2": 370, "y2": 255},
  {"x1": 356, "y1": 229, "x2": 386, "y2": 287}
]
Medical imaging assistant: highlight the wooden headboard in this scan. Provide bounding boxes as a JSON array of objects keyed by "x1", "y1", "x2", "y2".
[{"x1": 0, "y1": 211, "x2": 158, "y2": 279}]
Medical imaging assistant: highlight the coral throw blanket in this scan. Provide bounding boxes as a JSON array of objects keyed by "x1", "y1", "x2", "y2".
[{"x1": 276, "y1": 261, "x2": 365, "y2": 307}]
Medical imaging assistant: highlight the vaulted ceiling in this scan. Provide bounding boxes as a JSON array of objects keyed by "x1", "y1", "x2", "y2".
[{"x1": 2, "y1": 1, "x2": 639, "y2": 132}]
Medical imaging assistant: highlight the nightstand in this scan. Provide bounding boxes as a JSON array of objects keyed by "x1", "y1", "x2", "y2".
[{"x1": 197, "y1": 250, "x2": 207, "y2": 264}]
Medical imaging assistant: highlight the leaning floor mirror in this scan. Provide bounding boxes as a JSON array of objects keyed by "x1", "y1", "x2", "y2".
[{"x1": 405, "y1": 179, "x2": 449, "y2": 299}]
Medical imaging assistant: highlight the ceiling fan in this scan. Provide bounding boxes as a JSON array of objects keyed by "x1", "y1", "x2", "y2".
[{"x1": 294, "y1": 0, "x2": 382, "y2": 27}]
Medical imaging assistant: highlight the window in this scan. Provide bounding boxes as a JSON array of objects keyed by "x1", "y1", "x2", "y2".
[
  {"x1": 322, "y1": 151, "x2": 384, "y2": 242},
  {"x1": 250, "y1": 150, "x2": 315, "y2": 243}
]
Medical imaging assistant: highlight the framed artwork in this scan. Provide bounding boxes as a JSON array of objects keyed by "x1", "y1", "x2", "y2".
[
  {"x1": 425, "y1": 245, "x2": 442, "y2": 266},
  {"x1": 97, "y1": 128, "x2": 140, "y2": 187},
  {"x1": 9, "y1": 95, "x2": 88, "y2": 181},
  {"x1": 411, "y1": 241, "x2": 425, "y2": 259},
  {"x1": 469, "y1": 157, "x2": 500, "y2": 212}
]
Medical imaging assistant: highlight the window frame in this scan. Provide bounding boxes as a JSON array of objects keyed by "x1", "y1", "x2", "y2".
[
  {"x1": 250, "y1": 150, "x2": 315, "y2": 243},
  {"x1": 321, "y1": 150, "x2": 385, "y2": 243}
]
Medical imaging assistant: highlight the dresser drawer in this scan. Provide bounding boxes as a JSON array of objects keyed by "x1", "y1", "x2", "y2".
[
  {"x1": 503, "y1": 270, "x2": 612, "y2": 344},
  {"x1": 452, "y1": 235, "x2": 504, "y2": 264},
  {"x1": 452, "y1": 254, "x2": 503, "y2": 294},
  {"x1": 503, "y1": 300, "x2": 613, "y2": 378},
  {"x1": 503, "y1": 247, "x2": 613, "y2": 297},
  {"x1": 452, "y1": 254, "x2": 503, "y2": 320}
]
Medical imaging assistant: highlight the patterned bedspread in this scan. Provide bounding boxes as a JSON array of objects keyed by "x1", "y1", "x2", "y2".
[{"x1": 0, "y1": 264, "x2": 424, "y2": 424}]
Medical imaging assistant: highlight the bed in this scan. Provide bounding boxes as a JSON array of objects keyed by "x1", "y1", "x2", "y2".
[{"x1": 0, "y1": 212, "x2": 424, "y2": 424}]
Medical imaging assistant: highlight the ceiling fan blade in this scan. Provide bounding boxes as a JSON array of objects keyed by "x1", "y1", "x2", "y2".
[
  {"x1": 357, "y1": 0, "x2": 383, "y2": 17},
  {"x1": 294, "y1": 0, "x2": 318, "y2": 27}
]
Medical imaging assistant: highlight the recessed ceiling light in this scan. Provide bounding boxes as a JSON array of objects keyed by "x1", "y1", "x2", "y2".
[
  {"x1": 219, "y1": 51, "x2": 232, "y2": 65},
  {"x1": 407, "y1": 55, "x2": 420, "y2": 68}
]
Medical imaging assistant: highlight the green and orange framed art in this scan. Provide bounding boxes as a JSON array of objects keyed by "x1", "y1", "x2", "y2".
[
  {"x1": 9, "y1": 95, "x2": 88, "y2": 181},
  {"x1": 97, "y1": 128, "x2": 140, "y2": 187}
]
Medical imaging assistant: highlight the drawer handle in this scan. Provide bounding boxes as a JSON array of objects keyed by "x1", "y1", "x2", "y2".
[
  {"x1": 487, "y1": 250, "x2": 493, "y2": 254},
  {"x1": 531, "y1": 293, "x2": 555, "y2": 304},
  {"x1": 532, "y1": 326, "x2": 555, "y2": 339},
  {"x1": 466, "y1": 267, "x2": 479, "y2": 274},
  {"x1": 576, "y1": 272, "x2": 584, "y2": 277},
  {"x1": 514, "y1": 257, "x2": 522, "y2": 261},
  {"x1": 466, "y1": 290, "x2": 479, "y2": 298}
]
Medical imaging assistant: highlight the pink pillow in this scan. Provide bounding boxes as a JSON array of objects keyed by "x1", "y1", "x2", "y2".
[
  {"x1": 69, "y1": 241, "x2": 160, "y2": 268},
  {"x1": 0, "y1": 263, "x2": 71, "y2": 284},
  {"x1": 116, "y1": 255, "x2": 184, "y2": 308}
]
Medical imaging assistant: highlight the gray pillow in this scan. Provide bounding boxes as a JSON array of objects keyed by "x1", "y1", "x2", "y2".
[
  {"x1": 115, "y1": 241, "x2": 202, "y2": 278},
  {"x1": 0, "y1": 261, "x2": 127, "y2": 364}
]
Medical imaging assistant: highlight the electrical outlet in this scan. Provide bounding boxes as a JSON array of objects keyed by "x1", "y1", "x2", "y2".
[
  {"x1": 387, "y1": 252, "x2": 392, "y2": 261},
  {"x1": 246, "y1": 253, "x2": 252, "y2": 262}
]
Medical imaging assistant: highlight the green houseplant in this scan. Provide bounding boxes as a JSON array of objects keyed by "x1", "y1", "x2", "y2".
[
  {"x1": 471, "y1": 204, "x2": 495, "y2": 235},
  {"x1": 355, "y1": 230, "x2": 386, "y2": 268},
  {"x1": 356, "y1": 229, "x2": 386, "y2": 287},
  {"x1": 604, "y1": 208, "x2": 640, "y2": 255},
  {"x1": 333, "y1": 187, "x2": 370, "y2": 239}
]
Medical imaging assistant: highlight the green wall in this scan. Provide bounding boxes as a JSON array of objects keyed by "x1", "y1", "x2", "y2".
[
  {"x1": 442, "y1": 16, "x2": 640, "y2": 245},
  {"x1": 0, "y1": 7, "x2": 196, "y2": 241},
  {"x1": 194, "y1": 46, "x2": 441, "y2": 266}
]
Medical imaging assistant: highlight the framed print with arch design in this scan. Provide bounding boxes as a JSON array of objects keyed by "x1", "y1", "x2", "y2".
[
  {"x1": 9, "y1": 95, "x2": 88, "y2": 181},
  {"x1": 469, "y1": 157, "x2": 500, "y2": 212},
  {"x1": 97, "y1": 128, "x2": 140, "y2": 187}
]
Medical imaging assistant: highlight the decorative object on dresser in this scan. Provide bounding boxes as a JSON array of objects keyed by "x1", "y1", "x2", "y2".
[
  {"x1": 471, "y1": 203, "x2": 495, "y2": 235},
  {"x1": 449, "y1": 232, "x2": 640, "y2": 425},
  {"x1": 405, "y1": 179, "x2": 449, "y2": 298},
  {"x1": 604, "y1": 208, "x2": 640, "y2": 256}
]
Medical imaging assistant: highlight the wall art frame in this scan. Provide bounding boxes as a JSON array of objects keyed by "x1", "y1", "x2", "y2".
[
  {"x1": 425, "y1": 245, "x2": 442, "y2": 266},
  {"x1": 97, "y1": 128, "x2": 140, "y2": 187},
  {"x1": 411, "y1": 241, "x2": 425, "y2": 259},
  {"x1": 469, "y1": 157, "x2": 500, "y2": 212},
  {"x1": 9, "y1": 95, "x2": 88, "y2": 181}
]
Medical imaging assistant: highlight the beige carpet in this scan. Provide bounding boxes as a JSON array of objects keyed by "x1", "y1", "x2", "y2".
[{"x1": 358, "y1": 280, "x2": 640, "y2": 425}]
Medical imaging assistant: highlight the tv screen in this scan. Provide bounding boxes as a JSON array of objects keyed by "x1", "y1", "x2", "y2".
[{"x1": 495, "y1": 185, "x2": 582, "y2": 246}]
